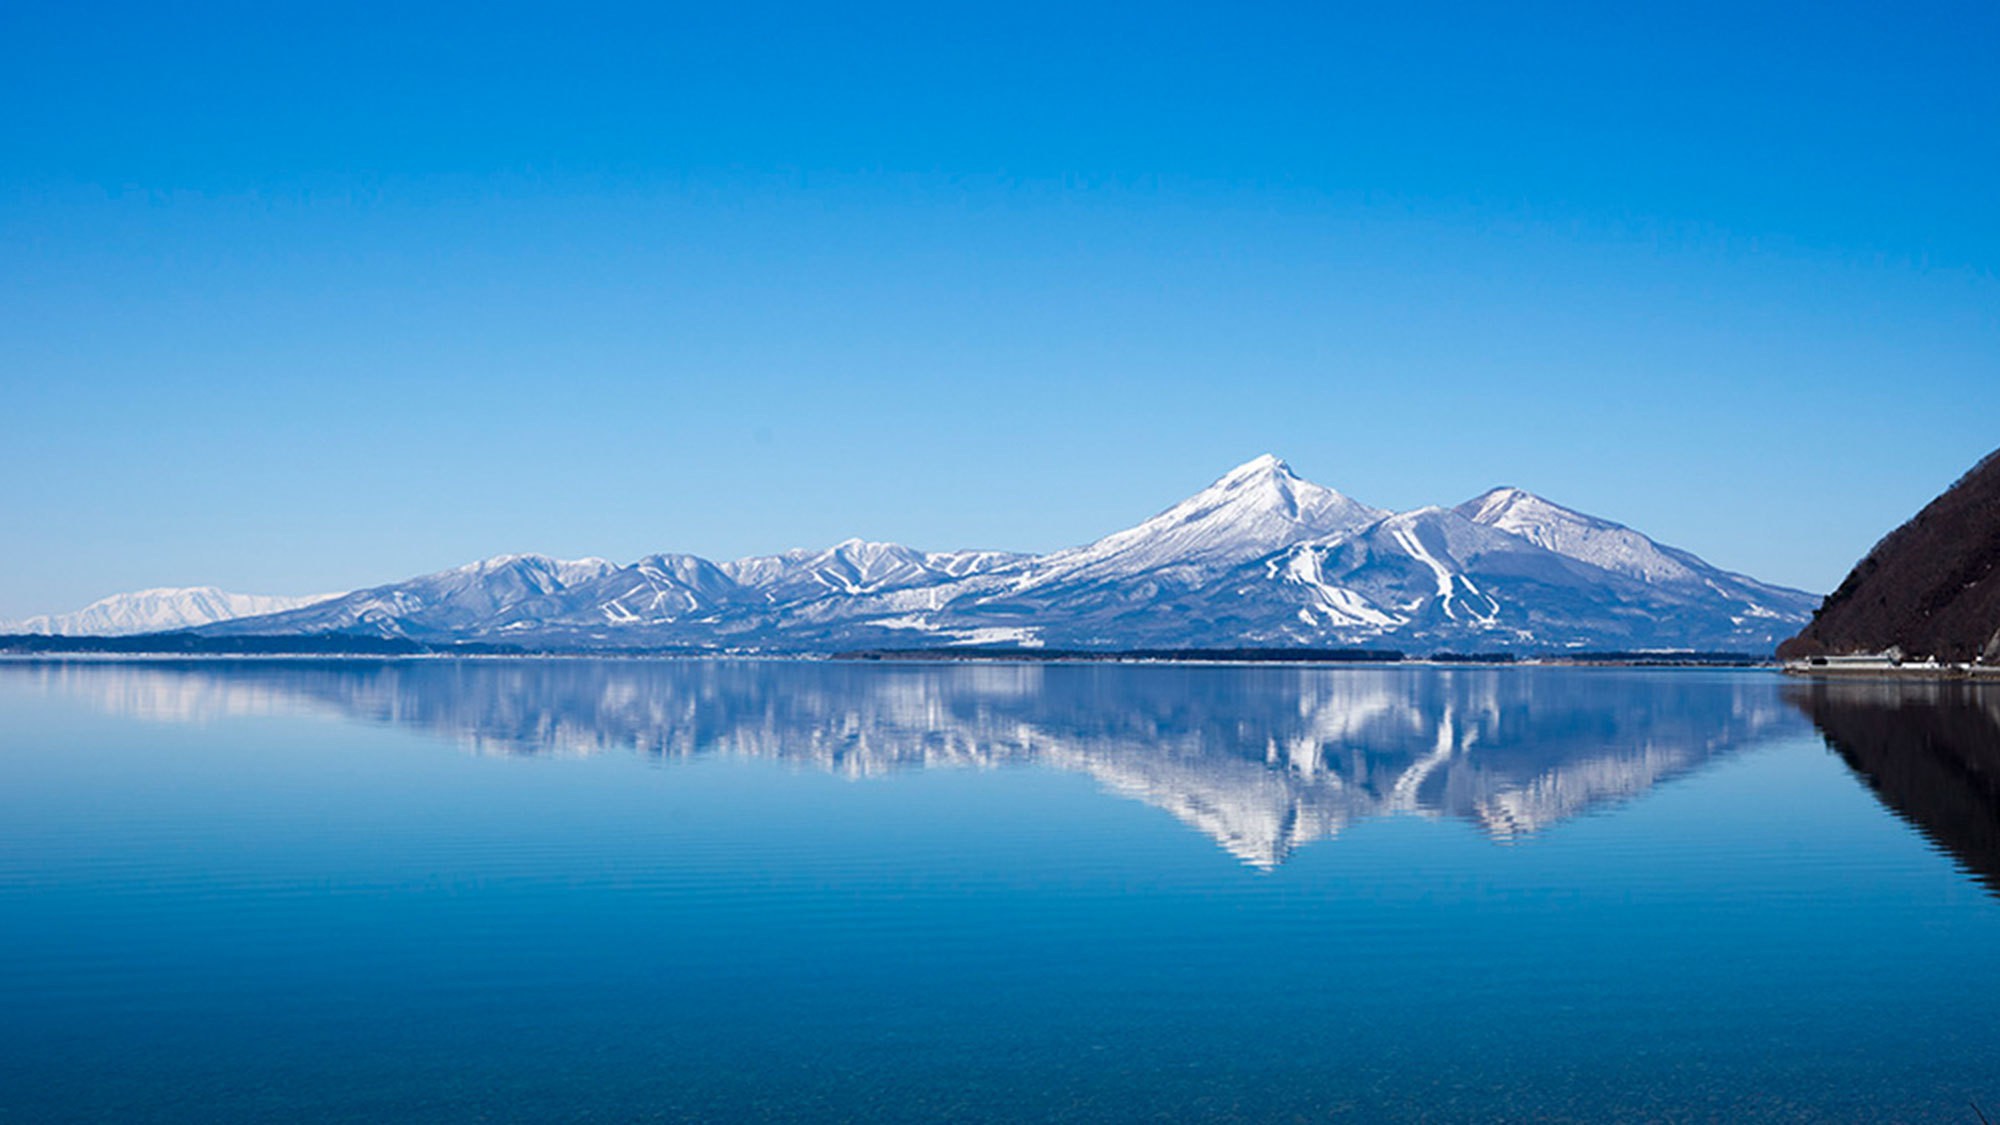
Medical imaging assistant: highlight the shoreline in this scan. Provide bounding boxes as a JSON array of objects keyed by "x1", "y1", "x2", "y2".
[
  {"x1": 1782, "y1": 658, "x2": 2000, "y2": 681},
  {"x1": 0, "y1": 649, "x2": 1777, "y2": 669}
]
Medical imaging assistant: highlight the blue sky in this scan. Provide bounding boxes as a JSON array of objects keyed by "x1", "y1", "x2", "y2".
[{"x1": 3, "y1": 0, "x2": 1996, "y2": 616}]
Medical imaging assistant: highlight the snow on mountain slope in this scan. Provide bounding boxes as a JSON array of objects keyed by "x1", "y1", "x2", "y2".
[
  {"x1": 1229, "y1": 502, "x2": 1818, "y2": 652},
  {"x1": 1456, "y1": 487, "x2": 1700, "y2": 584},
  {"x1": 716, "y1": 456, "x2": 1393, "y2": 648},
  {"x1": 151, "y1": 454, "x2": 1819, "y2": 653},
  {"x1": 3, "y1": 587, "x2": 342, "y2": 636},
  {"x1": 547, "y1": 553, "x2": 751, "y2": 630},
  {"x1": 205, "y1": 555, "x2": 621, "y2": 639},
  {"x1": 1456, "y1": 486, "x2": 1817, "y2": 621},
  {"x1": 925, "y1": 549, "x2": 1027, "y2": 578},
  {"x1": 930, "y1": 507, "x2": 1525, "y2": 650},
  {"x1": 1012, "y1": 455, "x2": 1385, "y2": 589},
  {"x1": 1201, "y1": 507, "x2": 1604, "y2": 648},
  {"x1": 724, "y1": 539, "x2": 1026, "y2": 602}
]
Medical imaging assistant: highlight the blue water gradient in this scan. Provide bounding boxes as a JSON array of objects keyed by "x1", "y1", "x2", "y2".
[{"x1": 1, "y1": 661, "x2": 1996, "y2": 1121}]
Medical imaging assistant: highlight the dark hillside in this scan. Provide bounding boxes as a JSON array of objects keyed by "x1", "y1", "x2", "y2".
[{"x1": 1779, "y1": 449, "x2": 2000, "y2": 663}]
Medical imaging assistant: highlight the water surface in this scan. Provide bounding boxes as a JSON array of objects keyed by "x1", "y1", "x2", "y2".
[{"x1": 2, "y1": 660, "x2": 1997, "y2": 1122}]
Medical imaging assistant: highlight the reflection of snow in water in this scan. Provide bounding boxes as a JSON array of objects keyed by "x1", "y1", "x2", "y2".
[{"x1": 27, "y1": 660, "x2": 1803, "y2": 868}]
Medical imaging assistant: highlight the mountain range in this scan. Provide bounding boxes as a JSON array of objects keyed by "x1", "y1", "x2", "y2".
[
  {"x1": 1, "y1": 587, "x2": 339, "y2": 637},
  {"x1": 6, "y1": 455, "x2": 1818, "y2": 654}
]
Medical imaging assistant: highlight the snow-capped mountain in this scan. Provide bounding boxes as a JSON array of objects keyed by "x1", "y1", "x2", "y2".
[
  {"x1": 124, "y1": 454, "x2": 1821, "y2": 653},
  {"x1": 1456, "y1": 486, "x2": 1801, "y2": 610},
  {"x1": 1458, "y1": 487, "x2": 1699, "y2": 583},
  {"x1": 1230, "y1": 500, "x2": 1814, "y2": 652},
  {"x1": 202, "y1": 553, "x2": 651, "y2": 640},
  {"x1": 2, "y1": 587, "x2": 341, "y2": 637},
  {"x1": 723, "y1": 539, "x2": 1026, "y2": 602},
  {"x1": 1019, "y1": 454, "x2": 1385, "y2": 587}
]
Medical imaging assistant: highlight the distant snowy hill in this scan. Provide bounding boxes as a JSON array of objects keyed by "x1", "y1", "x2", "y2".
[
  {"x1": 3, "y1": 587, "x2": 341, "y2": 636},
  {"x1": 723, "y1": 539, "x2": 1026, "y2": 602},
  {"x1": 153, "y1": 455, "x2": 1820, "y2": 653}
]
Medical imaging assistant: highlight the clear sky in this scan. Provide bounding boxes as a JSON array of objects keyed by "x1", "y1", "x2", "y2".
[{"x1": 3, "y1": 0, "x2": 1997, "y2": 617}]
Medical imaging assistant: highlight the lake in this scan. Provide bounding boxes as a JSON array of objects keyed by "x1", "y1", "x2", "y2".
[{"x1": 2, "y1": 659, "x2": 1997, "y2": 1122}]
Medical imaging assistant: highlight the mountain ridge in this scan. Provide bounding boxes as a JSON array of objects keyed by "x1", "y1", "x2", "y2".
[
  {"x1": 0, "y1": 587, "x2": 340, "y2": 637},
  {"x1": 16, "y1": 456, "x2": 1818, "y2": 653}
]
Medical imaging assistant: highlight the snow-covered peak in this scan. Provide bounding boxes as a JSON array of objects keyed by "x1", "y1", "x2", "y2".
[
  {"x1": 448, "y1": 554, "x2": 618, "y2": 590},
  {"x1": 1377, "y1": 504, "x2": 1450, "y2": 526},
  {"x1": 1455, "y1": 487, "x2": 1698, "y2": 585},
  {"x1": 3, "y1": 587, "x2": 343, "y2": 637},
  {"x1": 459, "y1": 552, "x2": 612, "y2": 574},
  {"x1": 922, "y1": 548, "x2": 1026, "y2": 579},
  {"x1": 724, "y1": 538, "x2": 1001, "y2": 598},
  {"x1": 1215, "y1": 453, "x2": 1292, "y2": 485},
  {"x1": 825, "y1": 538, "x2": 926, "y2": 566},
  {"x1": 1025, "y1": 455, "x2": 1387, "y2": 584},
  {"x1": 1458, "y1": 488, "x2": 1607, "y2": 534}
]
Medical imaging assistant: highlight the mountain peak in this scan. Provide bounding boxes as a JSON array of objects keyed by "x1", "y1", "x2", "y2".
[
  {"x1": 456, "y1": 553, "x2": 616, "y2": 587},
  {"x1": 1185, "y1": 455, "x2": 1373, "y2": 531},
  {"x1": 1456, "y1": 487, "x2": 1713, "y2": 586},
  {"x1": 1216, "y1": 453, "x2": 1295, "y2": 483},
  {"x1": 1459, "y1": 487, "x2": 1612, "y2": 532},
  {"x1": 1019, "y1": 457, "x2": 1385, "y2": 585},
  {"x1": 4, "y1": 587, "x2": 341, "y2": 637}
]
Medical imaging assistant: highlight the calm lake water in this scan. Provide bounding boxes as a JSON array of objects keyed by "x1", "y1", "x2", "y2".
[{"x1": 2, "y1": 659, "x2": 1997, "y2": 1122}]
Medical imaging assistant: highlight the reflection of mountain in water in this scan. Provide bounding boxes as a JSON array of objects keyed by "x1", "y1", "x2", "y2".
[
  {"x1": 22, "y1": 660, "x2": 1801, "y2": 866},
  {"x1": 1790, "y1": 679, "x2": 2000, "y2": 894}
]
